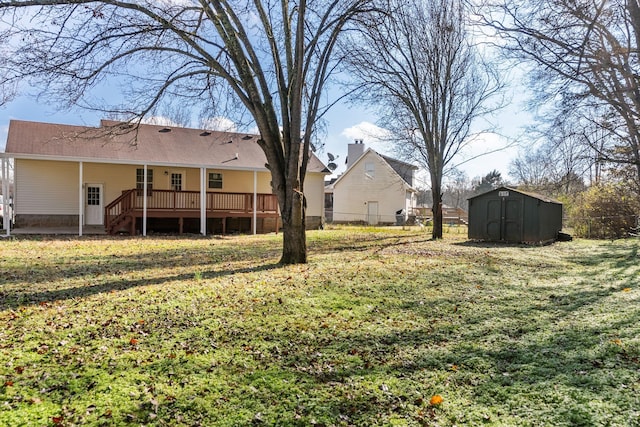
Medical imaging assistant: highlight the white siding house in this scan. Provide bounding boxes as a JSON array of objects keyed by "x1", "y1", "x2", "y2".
[
  {"x1": 332, "y1": 142, "x2": 417, "y2": 224},
  {"x1": 2, "y1": 119, "x2": 329, "y2": 235}
]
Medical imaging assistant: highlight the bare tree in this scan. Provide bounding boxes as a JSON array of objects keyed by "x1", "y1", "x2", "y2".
[
  {"x1": 344, "y1": 0, "x2": 501, "y2": 239},
  {"x1": 0, "y1": 0, "x2": 373, "y2": 264},
  {"x1": 478, "y1": 0, "x2": 640, "y2": 189},
  {"x1": 0, "y1": 27, "x2": 15, "y2": 107},
  {"x1": 443, "y1": 169, "x2": 472, "y2": 210},
  {"x1": 510, "y1": 115, "x2": 592, "y2": 196}
]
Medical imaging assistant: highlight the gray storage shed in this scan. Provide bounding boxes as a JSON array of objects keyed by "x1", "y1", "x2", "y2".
[{"x1": 468, "y1": 187, "x2": 563, "y2": 244}]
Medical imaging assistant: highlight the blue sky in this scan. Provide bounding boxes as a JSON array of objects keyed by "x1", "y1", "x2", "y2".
[{"x1": 0, "y1": 83, "x2": 530, "y2": 186}]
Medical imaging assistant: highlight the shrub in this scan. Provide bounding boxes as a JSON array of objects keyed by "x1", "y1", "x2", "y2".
[{"x1": 568, "y1": 183, "x2": 639, "y2": 239}]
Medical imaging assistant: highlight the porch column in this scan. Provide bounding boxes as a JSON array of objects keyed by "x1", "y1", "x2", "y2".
[
  {"x1": 253, "y1": 170, "x2": 257, "y2": 235},
  {"x1": 78, "y1": 161, "x2": 83, "y2": 236},
  {"x1": 200, "y1": 167, "x2": 206, "y2": 236},
  {"x1": 142, "y1": 164, "x2": 148, "y2": 236},
  {"x1": 1, "y1": 157, "x2": 9, "y2": 237}
]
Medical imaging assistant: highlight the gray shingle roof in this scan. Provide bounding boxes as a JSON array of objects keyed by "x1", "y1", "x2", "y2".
[{"x1": 5, "y1": 119, "x2": 329, "y2": 173}]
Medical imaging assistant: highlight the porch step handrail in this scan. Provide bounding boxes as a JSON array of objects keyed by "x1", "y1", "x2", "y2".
[{"x1": 105, "y1": 189, "x2": 136, "y2": 233}]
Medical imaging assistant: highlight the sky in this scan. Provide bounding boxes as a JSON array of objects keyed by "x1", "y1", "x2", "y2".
[
  {"x1": 0, "y1": 82, "x2": 532, "y2": 187},
  {"x1": 0, "y1": 0, "x2": 536, "y2": 189}
]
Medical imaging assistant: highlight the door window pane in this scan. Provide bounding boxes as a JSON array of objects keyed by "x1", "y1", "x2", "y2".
[{"x1": 87, "y1": 186, "x2": 100, "y2": 206}]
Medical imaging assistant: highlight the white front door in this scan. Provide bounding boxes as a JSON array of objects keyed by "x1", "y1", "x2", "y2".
[
  {"x1": 367, "y1": 201, "x2": 379, "y2": 225},
  {"x1": 85, "y1": 184, "x2": 104, "y2": 225}
]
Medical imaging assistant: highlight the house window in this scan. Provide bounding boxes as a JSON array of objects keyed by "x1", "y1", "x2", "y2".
[
  {"x1": 136, "y1": 168, "x2": 153, "y2": 195},
  {"x1": 364, "y1": 162, "x2": 375, "y2": 179},
  {"x1": 208, "y1": 172, "x2": 223, "y2": 189},
  {"x1": 171, "y1": 173, "x2": 183, "y2": 191}
]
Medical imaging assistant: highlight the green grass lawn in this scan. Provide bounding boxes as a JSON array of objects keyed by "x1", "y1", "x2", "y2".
[{"x1": 1, "y1": 227, "x2": 639, "y2": 426}]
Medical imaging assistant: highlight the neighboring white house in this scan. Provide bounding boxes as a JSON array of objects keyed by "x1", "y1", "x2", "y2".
[
  {"x1": 1, "y1": 119, "x2": 329, "y2": 236},
  {"x1": 331, "y1": 140, "x2": 418, "y2": 225}
]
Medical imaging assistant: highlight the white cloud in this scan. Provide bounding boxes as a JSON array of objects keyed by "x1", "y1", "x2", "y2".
[
  {"x1": 140, "y1": 116, "x2": 182, "y2": 127},
  {"x1": 200, "y1": 116, "x2": 238, "y2": 133},
  {"x1": 341, "y1": 121, "x2": 390, "y2": 142},
  {"x1": 340, "y1": 121, "x2": 394, "y2": 155}
]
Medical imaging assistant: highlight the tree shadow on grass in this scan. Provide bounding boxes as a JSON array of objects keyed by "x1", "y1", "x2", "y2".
[
  {"x1": 453, "y1": 239, "x2": 552, "y2": 249},
  {"x1": 2, "y1": 239, "x2": 281, "y2": 285},
  {"x1": 4, "y1": 237, "x2": 639, "y2": 425},
  {"x1": 0, "y1": 262, "x2": 282, "y2": 310},
  {"x1": 309, "y1": 233, "x2": 434, "y2": 255},
  {"x1": 263, "y1": 290, "x2": 639, "y2": 425},
  {"x1": 565, "y1": 240, "x2": 639, "y2": 286}
]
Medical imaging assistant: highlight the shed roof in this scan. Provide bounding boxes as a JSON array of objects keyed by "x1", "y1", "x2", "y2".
[
  {"x1": 468, "y1": 186, "x2": 561, "y2": 204},
  {"x1": 4, "y1": 119, "x2": 329, "y2": 173}
]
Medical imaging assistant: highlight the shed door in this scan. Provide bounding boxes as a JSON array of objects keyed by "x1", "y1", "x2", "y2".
[
  {"x1": 367, "y1": 201, "x2": 379, "y2": 225},
  {"x1": 503, "y1": 198, "x2": 523, "y2": 242},
  {"x1": 485, "y1": 197, "x2": 523, "y2": 241},
  {"x1": 486, "y1": 199, "x2": 502, "y2": 240}
]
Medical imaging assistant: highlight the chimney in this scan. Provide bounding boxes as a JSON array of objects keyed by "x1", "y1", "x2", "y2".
[{"x1": 347, "y1": 139, "x2": 365, "y2": 169}]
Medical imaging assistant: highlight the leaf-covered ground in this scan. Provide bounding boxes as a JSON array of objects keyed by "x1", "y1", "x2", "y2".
[{"x1": 1, "y1": 227, "x2": 639, "y2": 426}]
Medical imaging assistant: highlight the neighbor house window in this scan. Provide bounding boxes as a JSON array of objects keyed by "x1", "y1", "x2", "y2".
[
  {"x1": 364, "y1": 162, "x2": 375, "y2": 179},
  {"x1": 208, "y1": 172, "x2": 223, "y2": 189},
  {"x1": 136, "y1": 168, "x2": 153, "y2": 195}
]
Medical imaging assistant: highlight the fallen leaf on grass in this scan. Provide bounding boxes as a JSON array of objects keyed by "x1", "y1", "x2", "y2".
[
  {"x1": 4, "y1": 380, "x2": 14, "y2": 387},
  {"x1": 622, "y1": 288, "x2": 631, "y2": 292},
  {"x1": 611, "y1": 339, "x2": 623, "y2": 346},
  {"x1": 130, "y1": 338, "x2": 139, "y2": 346},
  {"x1": 430, "y1": 395, "x2": 443, "y2": 406}
]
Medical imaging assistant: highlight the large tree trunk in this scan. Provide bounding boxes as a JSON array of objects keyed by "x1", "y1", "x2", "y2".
[
  {"x1": 280, "y1": 189, "x2": 307, "y2": 264},
  {"x1": 431, "y1": 187, "x2": 443, "y2": 239}
]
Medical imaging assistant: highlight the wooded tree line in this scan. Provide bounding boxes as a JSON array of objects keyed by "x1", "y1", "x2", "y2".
[{"x1": 1, "y1": 0, "x2": 640, "y2": 262}]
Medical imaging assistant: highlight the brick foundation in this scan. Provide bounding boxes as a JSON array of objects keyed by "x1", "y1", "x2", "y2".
[{"x1": 15, "y1": 214, "x2": 79, "y2": 228}]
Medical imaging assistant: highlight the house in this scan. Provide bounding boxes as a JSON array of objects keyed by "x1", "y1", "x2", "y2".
[
  {"x1": 467, "y1": 186, "x2": 563, "y2": 244},
  {"x1": 1, "y1": 119, "x2": 329, "y2": 235},
  {"x1": 331, "y1": 140, "x2": 418, "y2": 225}
]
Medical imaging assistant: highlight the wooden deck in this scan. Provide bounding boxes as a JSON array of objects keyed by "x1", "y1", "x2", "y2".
[{"x1": 105, "y1": 189, "x2": 279, "y2": 235}]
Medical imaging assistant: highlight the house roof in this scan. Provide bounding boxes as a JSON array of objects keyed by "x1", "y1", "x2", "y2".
[
  {"x1": 468, "y1": 186, "x2": 561, "y2": 204},
  {"x1": 379, "y1": 154, "x2": 419, "y2": 175},
  {"x1": 3, "y1": 119, "x2": 329, "y2": 173},
  {"x1": 332, "y1": 148, "x2": 417, "y2": 190}
]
